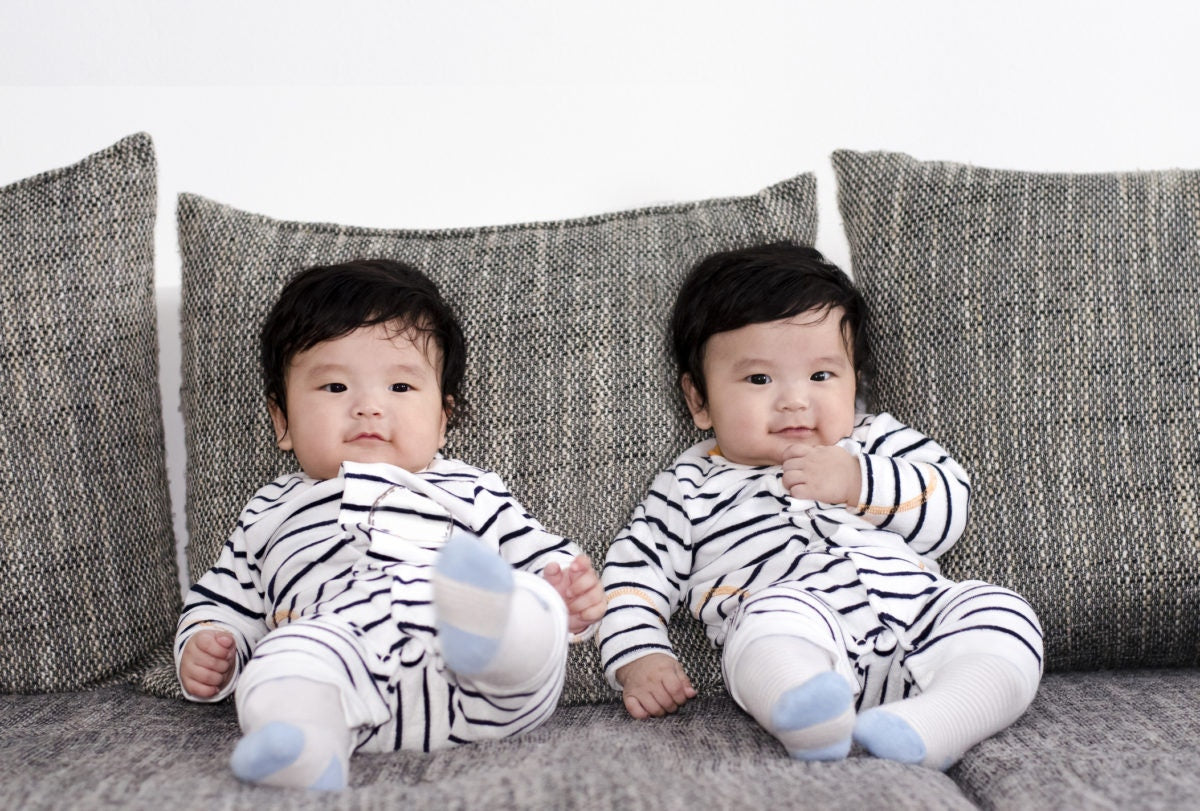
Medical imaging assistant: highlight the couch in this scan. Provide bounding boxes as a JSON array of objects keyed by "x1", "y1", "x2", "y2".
[{"x1": 2, "y1": 133, "x2": 1198, "y2": 810}]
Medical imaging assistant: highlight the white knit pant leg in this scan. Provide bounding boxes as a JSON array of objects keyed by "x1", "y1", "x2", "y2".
[
  {"x1": 239, "y1": 605, "x2": 566, "y2": 754},
  {"x1": 236, "y1": 617, "x2": 392, "y2": 751},
  {"x1": 850, "y1": 580, "x2": 1044, "y2": 768},
  {"x1": 721, "y1": 582, "x2": 859, "y2": 712},
  {"x1": 902, "y1": 580, "x2": 1044, "y2": 696},
  {"x1": 443, "y1": 571, "x2": 569, "y2": 747}
]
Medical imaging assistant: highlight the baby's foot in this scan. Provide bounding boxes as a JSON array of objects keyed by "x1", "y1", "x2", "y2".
[
  {"x1": 854, "y1": 707, "x2": 937, "y2": 766},
  {"x1": 233, "y1": 677, "x2": 351, "y2": 790},
  {"x1": 231, "y1": 721, "x2": 347, "y2": 790},
  {"x1": 432, "y1": 532, "x2": 516, "y2": 675},
  {"x1": 769, "y1": 671, "x2": 855, "y2": 760}
]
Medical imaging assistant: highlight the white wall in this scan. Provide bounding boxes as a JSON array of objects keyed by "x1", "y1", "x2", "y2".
[{"x1": 4, "y1": 0, "x2": 1199, "y2": 587}]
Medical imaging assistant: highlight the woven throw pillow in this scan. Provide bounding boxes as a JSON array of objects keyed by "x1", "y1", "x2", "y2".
[
  {"x1": 0, "y1": 133, "x2": 180, "y2": 692},
  {"x1": 171, "y1": 178, "x2": 816, "y2": 704},
  {"x1": 833, "y1": 149, "x2": 1200, "y2": 671}
]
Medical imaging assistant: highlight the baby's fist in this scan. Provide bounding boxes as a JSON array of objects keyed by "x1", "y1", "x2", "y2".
[{"x1": 179, "y1": 628, "x2": 236, "y2": 698}]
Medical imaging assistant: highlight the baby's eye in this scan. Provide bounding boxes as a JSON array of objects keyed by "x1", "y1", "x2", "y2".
[
  {"x1": 811, "y1": 371, "x2": 832, "y2": 382},
  {"x1": 321, "y1": 383, "x2": 347, "y2": 393},
  {"x1": 390, "y1": 383, "x2": 411, "y2": 393},
  {"x1": 747, "y1": 374, "x2": 772, "y2": 385}
]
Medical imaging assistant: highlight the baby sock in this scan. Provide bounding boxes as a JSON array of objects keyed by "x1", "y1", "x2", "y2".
[
  {"x1": 231, "y1": 678, "x2": 351, "y2": 791},
  {"x1": 853, "y1": 654, "x2": 1038, "y2": 770},
  {"x1": 731, "y1": 636, "x2": 855, "y2": 760},
  {"x1": 432, "y1": 532, "x2": 561, "y2": 690}
]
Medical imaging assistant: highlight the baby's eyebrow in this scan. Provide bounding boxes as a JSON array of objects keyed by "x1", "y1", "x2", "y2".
[
  {"x1": 296, "y1": 361, "x2": 433, "y2": 379},
  {"x1": 384, "y1": 362, "x2": 435, "y2": 378},
  {"x1": 729, "y1": 357, "x2": 773, "y2": 373},
  {"x1": 296, "y1": 363, "x2": 348, "y2": 379}
]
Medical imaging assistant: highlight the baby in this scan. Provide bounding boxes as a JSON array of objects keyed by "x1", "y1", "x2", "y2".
[
  {"x1": 598, "y1": 242, "x2": 1042, "y2": 769},
  {"x1": 176, "y1": 258, "x2": 604, "y2": 789}
]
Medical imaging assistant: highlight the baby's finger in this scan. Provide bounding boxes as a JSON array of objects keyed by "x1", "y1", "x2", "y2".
[
  {"x1": 182, "y1": 676, "x2": 216, "y2": 698},
  {"x1": 568, "y1": 607, "x2": 603, "y2": 631},
  {"x1": 648, "y1": 686, "x2": 681, "y2": 715},
  {"x1": 190, "y1": 648, "x2": 232, "y2": 674},
  {"x1": 570, "y1": 565, "x2": 599, "y2": 589},
  {"x1": 668, "y1": 675, "x2": 696, "y2": 704},
  {"x1": 191, "y1": 664, "x2": 229, "y2": 687},
  {"x1": 194, "y1": 630, "x2": 234, "y2": 657},
  {"x1": 624, "y1": 694, "x2": 652, "y2": 720},
  {"x1": 542, "y1": 562, "x2": 565, "y2": 589},
  {"x1": 571, "y1": 582, "x2": 605, "y2": 608}
]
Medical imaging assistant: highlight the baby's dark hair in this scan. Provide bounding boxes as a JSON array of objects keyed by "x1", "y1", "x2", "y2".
[
  {"x1": 261, "y1": 258, "x2": 467, "y2": 425},
  {"x1": 670, "y1": 242, "x2": 872, "y2": 405}
]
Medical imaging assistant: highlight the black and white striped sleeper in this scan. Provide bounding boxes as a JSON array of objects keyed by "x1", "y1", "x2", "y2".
[
  {"x1": 598, "y1": 412, "x2": 1043, "y2": 711},
  {"x1": 176, "y1": 458, "x2": 579, "y2": 752}
]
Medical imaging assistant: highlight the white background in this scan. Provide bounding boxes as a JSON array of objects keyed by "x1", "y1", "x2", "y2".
[{"x1": 4, "y1": 0, "x2": 1199, "y2": 585}]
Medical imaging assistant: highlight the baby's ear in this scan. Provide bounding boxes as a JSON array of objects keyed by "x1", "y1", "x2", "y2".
[
  {"x1": 267, "y1": 399, "x2": 293, "y2": 451},
  {"x1": 680, "y1": 374, "x2": 713, "y2": 431},
  {"x1": 439, "y1": 395, "x2": 454, "y2": 448}
]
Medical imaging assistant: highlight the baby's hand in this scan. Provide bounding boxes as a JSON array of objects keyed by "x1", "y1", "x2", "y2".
[
  {"x1": 781, "y1": 443, "x2": 861, "y2": 506},
  {"x1": 179, "y1": 628, "x2": 236, "y2": 698},
  {"x1": 543, "y1": 554, "x2": 606, "y2": 634},
  {"x1": 615, "y1": 652, "x2": 696, "y2": 719}
]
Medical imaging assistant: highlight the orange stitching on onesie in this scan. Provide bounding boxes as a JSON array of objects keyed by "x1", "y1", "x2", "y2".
[
  {"x1": 856, "y1": 464, "x2": 939, "y2": 515},
  {"x1": 696, "y1": 585, "x2": 749, "y2": 617},
  {"x1": 272, "y1": 609, "x2": 300, "y2": 626},
  {"x1": 606, "y1": 587, "x2": 666, "y2": 624}
]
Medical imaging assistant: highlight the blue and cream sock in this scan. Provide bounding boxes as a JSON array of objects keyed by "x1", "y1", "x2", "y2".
[
  {"x1": 853, "y1": 654, "x2": 1038, "y2": 770},
  {"x1": 231, "y1": 678, "x2": 351, "y2": 790},
  {"x1": 731, "y1": 636, "x2": 855, "y2": 760},
  {"x1": 433, "y1": 532, "x2": 560, "y2": 690}
]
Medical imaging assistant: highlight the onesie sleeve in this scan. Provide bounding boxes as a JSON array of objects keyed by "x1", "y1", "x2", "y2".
[
  {"x1": 597, "y1": 466, "x2": 694, "y2": 690},
  {"x1": 845, "y1": 412, "x2": 971, "y2": 559},
  {"x1": 174, "y1": 483, "x2": 284, "y2": 702},
  {"x1": 449, "y1": 468, "x2": 580, "y2": 575}
]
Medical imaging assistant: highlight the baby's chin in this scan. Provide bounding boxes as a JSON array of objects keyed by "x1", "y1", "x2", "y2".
[
  {"x1": 715, "y1": 447, "x2": 789, "y2": 467},
  {"x1": 300, "y1": 454, "x2": 435, "y2": 480},
  {"x1": 716, "y1": 437, "x2": 824, "y2": 467}
]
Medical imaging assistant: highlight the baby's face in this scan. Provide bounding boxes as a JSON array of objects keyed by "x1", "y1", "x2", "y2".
[
  {"x1": 682, "y1": 308, "x2": 857, "y2": 466},
  {"x1": 270, "y1": 322, "x2": 449, "y2": 480}
]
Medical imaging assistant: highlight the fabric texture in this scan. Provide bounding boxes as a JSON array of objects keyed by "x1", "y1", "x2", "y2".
[
  {"x1": 0, "y1": 133, "x2": 179, "y2": 693},
  {"x1": 163, "y1": 177, "x2": 817, "y2": 704},
  {"x1": 951, "y1": 669, "x2": 1200, "y2": 809},
  {"x1": 0, "y1": 685, "x2": 980, "y2": 810},
  {"x1": 833, "y1": 149, "x2": 1200, "y2": 671}
]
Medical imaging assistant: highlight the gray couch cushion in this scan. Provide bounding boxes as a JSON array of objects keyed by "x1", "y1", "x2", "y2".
[
  {"x1": 953, "y1": 670, "x2": 1200, "y2": 809},
  {"x1": 0, "y1": 133, "x2": 179, "y2": 692},
  {"x1": 0, "y1": 686, "x2": 976, "y2": 810},
  {"x1": 170, "y1": 178, "x2": 817, "y2": 703},
  {"x1": 833, "y1": 149, "x2": 1200, "y2": 671}
]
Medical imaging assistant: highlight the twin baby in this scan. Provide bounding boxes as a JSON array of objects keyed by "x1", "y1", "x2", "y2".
[{"x1": 176, "y1": 244, "x2": 1044, "y2": 790}]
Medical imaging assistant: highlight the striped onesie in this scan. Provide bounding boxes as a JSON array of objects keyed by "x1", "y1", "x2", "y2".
[
  {"x1": 598, "y1": 412, "x2": 1043, "y2": 712},
  {"x1": 176, "y1": 458, "x2": 579, "y2": 752}
]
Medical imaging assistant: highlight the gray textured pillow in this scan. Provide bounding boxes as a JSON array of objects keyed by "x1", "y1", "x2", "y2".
[
  {"x1": 170, "y1": 178, "x2": 816, "y2": 703},
  {"x1": 0, "y1": 133, "x2": 180, "y2": 692},
  {"x1": 833, "y1": 149, "x2": 1200, "y2": 671}
]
